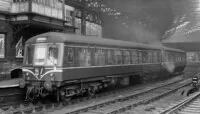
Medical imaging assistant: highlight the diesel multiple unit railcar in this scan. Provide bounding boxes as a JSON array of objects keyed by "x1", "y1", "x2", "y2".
[{"x1": 18, "y1": 32, "x2": 186, "y2": 101}]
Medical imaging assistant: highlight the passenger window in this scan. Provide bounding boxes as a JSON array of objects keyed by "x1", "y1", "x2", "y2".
[
  {"x1": 165, "y1": 52, "x2": 169, "y2": 62},
  {"x1": 142, "y1": 51, "x2": 148, "y2": 63},
  {"x1": 180, "y1": 55, "x2": 182, "y2": 61},
  {"x1": 107, "y1": 49, "x2": 113, "y2": 65},
  {"x1": 175, "y1": 55, "x2": 177, "y2": 62},
  {"x1": 67, "y1": 48, "x2": 74, "y2": 63},
  {"x1": 182, "y1": 55, "x2": 184, "y2": 61},
  {"x1": 168, "y1": 52, "x2": 171, "y2": 62},
  {"x1": 152, "y1": 52, "x2": 157, "y2": 63},
  {"x1": 114, "y1": 50, "x2": 122, "y2": 64},
  {"x1": 157, "y1": 52, "x2": 161, "y2": 63},
  {"x1": 95, "y1": 48, "x2": 105, "y2": 66},
  {"x1": 147, "y1": 52, "x2": 152, "y2": 63},
  {"x1": 101, "y1": 49, "x2": 106, "y2": 65},
  {"x1": 182, "y1": 54, "x2": 185, "y2": 61},
  {"x1": 178, "y1": 55, "x2": 180, "y2": 62},
  {"x1": 79, "y1": 48, "x2": 91, "y2": 67},
  {"x1": 138, "y1": 51, "x2": 142, "y2": 63},
  {"x1": 132, "y1": 51, "x2": 138, "y2": 64},
  {"x1": 171, "y1": 53, "x2": 174, "y2": 62},
  {"x1": 124, "y1": 50, "x2": 131, "y2": 64}
]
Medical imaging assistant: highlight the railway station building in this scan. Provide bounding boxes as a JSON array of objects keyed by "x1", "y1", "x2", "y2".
[{"x1": 0, "y1": 0, "x2": 102, "y2": 80}]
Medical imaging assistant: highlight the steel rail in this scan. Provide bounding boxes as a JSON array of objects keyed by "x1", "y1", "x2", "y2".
[
  {"x1": 64, "y1": 78, "x2": 193, "y2": 114},
  {"x1": 160, "y1": 91, "x2": 200, "y2": 114}
]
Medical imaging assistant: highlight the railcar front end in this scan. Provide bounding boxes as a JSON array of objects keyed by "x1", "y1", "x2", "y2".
[{"x1": 19, "y1": 39, "x2": 64, "y2": 101}]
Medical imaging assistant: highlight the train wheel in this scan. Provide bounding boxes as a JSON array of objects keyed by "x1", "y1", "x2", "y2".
[
  {"x1": 120, "y1": 76, "x2": 130, "y2": 86},
  {"x1": 60, "y1": 96, "x2": 71, "y2": 101},
  {"x1": 58, "y1": 89, "x2": 72, "y2": 101},
  {"x1": 88, "y1": 87, "x2": 96, "y2": 96}
]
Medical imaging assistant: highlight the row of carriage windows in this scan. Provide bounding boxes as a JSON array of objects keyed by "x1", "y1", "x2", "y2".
[
  {"x1": 165, "y1": 52, "x2": 185, "y2": 62},
  {"x1": 66, "y1": 46, "x2": 186, "y2": 67}
]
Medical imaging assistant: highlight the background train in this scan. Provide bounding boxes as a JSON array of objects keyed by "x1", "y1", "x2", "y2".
[{"x1": 17, "y1": 32, "x2": 186, "y2": 101}]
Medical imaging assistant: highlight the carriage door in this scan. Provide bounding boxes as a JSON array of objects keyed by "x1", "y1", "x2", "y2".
[{"x1": 65, "y1": 46, "x2": 75, "y2": 67}]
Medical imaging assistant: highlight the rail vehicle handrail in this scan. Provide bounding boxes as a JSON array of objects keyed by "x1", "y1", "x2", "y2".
[{"x1": 160, "y1": 91, "x2": 200, "y2": 114}]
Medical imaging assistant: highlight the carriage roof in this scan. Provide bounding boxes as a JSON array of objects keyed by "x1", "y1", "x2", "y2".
[
  {"x1": 26, "y1": 32, "x2": 185, "y2": 53},
  {"x1": 163, "y1": 47, "x2": 185, "y2": 53}
]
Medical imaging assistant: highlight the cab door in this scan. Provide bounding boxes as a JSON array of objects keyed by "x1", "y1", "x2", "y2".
[
  {"x1": 63, "y1": 46, "x2": 75, "y2": 80},
  {"x1": 64, "y1": 46, "x2": 75, "y2": 67}
]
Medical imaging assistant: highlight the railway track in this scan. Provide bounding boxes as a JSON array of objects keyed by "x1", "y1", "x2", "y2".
[
  {"x1": 0, "y1": 71, "x2": 197, "y2": 114},
  {"x1": 160, "y1": 88, "x2": 200, "y2": 114},
  {"x1": 62, "y1": 75, "x2": 194, "y2": 114},
  {"x1": 48, "y1": 72, "x2": 197, "y2": 114}
]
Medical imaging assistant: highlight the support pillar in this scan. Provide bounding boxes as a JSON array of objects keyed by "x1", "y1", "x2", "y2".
[
  {"x1": 81, "y1": 10, "x2": 86, "y2": 35},
  {"x1": 81, "y1": 0, "x2": 86, "y2": 35},
  {"x1": 71, "y1": 10, "x2": 76, "y2": 27}
]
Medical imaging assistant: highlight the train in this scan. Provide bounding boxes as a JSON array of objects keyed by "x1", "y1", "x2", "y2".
[{"x1": 16, "y1": 32, "x2": 186, "y2": 101}]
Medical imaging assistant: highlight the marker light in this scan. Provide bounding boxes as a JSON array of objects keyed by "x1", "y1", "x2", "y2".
[
  {"x1": 26, "y1": 72, "x2": 29, "y2": 76},
  {"x1": 50, "y1": 73, "x2": 54, "y2": 77}
]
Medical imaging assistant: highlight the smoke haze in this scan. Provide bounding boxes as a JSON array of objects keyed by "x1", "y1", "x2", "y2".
[{"x1": 102, "y1": 0, "x2": 174, "y2": 44}]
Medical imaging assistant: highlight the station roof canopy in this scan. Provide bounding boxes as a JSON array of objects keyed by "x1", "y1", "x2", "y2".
[
  {"x1": 64, "y1": 0, "x2": 177, "y2": 39},
  {"x1": 163, "y1": 30, "x2": 200, "y2": 51},
  {"x1": 65, "y1": 0, "x2": 200, "y2": 46}
]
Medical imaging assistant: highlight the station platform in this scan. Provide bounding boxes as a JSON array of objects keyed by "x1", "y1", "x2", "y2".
[
  {"x1": 0, "y1": 78, "x2": 25, "y2": 106},
  {"x1": 0, "y1": 78, "x2": 20, "y2": 88}
]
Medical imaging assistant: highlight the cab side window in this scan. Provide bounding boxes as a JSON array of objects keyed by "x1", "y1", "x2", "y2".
[
  {"x1": 68, "y1": 48, "x2": 74, "y2": 63},
  {"x1": 65, "y1": 47, "x2": 75, "y2": 67}
]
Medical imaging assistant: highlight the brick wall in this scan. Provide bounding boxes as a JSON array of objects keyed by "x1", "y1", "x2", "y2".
[{"x1": 0, "y1": 20, "x2": 16, "y2": 80}]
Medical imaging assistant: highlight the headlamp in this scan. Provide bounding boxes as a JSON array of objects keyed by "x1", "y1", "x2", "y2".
[{"x1": 19, "y1": 79, "x2": 25, "y2": 88}]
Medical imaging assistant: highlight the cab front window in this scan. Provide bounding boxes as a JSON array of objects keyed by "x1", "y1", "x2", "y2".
[
  {"x1": 34, "y1": 45, "x2": 46, "y2": 65},
  {"x1": 25, "y1": 45, "x2": 34, "y2": 65},
  {"x1": 24, "y1": 44, "x2": 60, "y2": 66}
]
